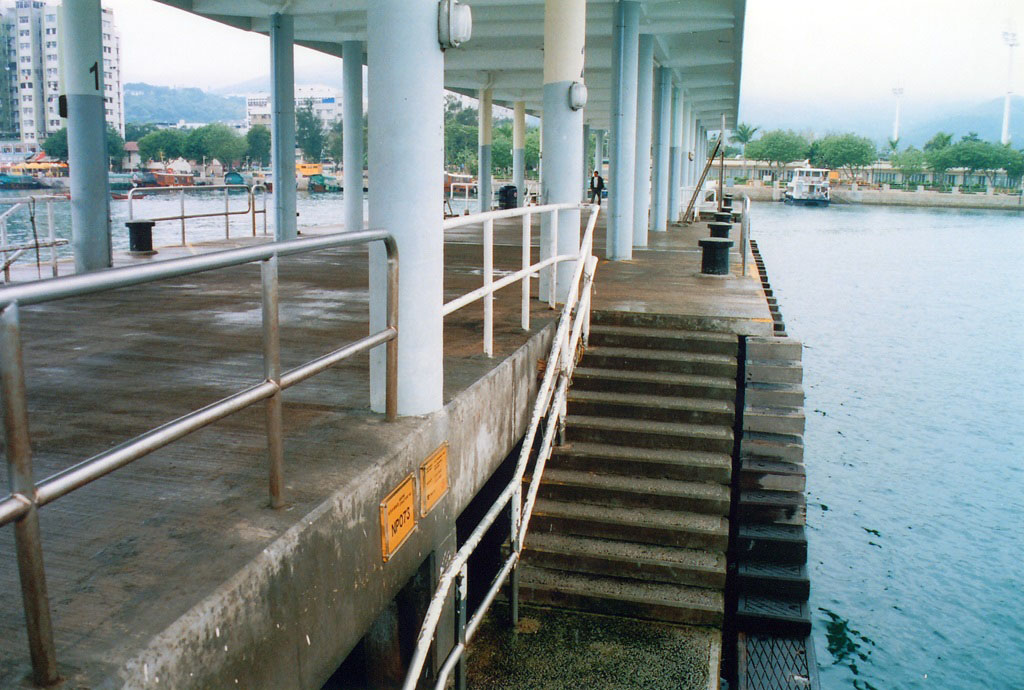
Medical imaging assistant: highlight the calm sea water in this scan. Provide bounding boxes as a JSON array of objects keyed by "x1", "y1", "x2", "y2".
[
  {"x1": 751, "y1": 202, "x2": 1024, "y2": 690},
  {"x1": 0, "y1": 188, "x2": 466, "y2": 263}
]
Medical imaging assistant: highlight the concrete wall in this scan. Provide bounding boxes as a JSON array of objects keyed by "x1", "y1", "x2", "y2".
[
  {"x1": 729, "y1": 185, "x2": 1024, "y2": 211},
  {"x1": 113, "y1": 324, "x2": 555, "y2": 689}
]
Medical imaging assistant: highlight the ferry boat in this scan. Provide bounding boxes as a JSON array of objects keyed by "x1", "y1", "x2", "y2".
[{"x1": 784, "y1": 167, "x2": 830, "y2": 206}]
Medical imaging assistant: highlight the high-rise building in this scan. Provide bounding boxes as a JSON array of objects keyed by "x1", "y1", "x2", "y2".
[
  {"x1": 0, "y1": 0, "x2": 123, "y2": 150},
  {"x1": 246, "y1": 84, "x2": 342, "y2": 131}
]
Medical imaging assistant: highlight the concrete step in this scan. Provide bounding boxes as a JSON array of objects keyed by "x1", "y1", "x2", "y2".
[
  {"x1": 736, "y1": 524, "x2": 807, "y2": 565},
  {"x1": 523, "y1": 532, "x2": 726, "y2": 589},
  {"x1": 746, "y1": 337, "x2": 803, "y2": 362},
  {"x1": 530, "y1": 468, "x2": 731, "y2": 515},
  {"x1": 590, "y1": 309, "x2": 754, "y2": 337},
  {"x1": 551, "y1": 442, "x2": 731, "y2": 485},
  {"x1": 565, "y1": 415, "x2": 734, "y2": 454},
  {"x1": 582, "y1": 346, "x2": 737, "y2": 379},
  {"x1": 530, "y1": 498, "x2": 729, "y2": 551},
  {"x1": 739, "y1": 490, "x2": 807, "y2": 526},
  {"x1": 745, "y1": 381, "x2": 804, "y2": 408},
  {"x1": 587, "y1": 324, "x2": 737, "y2": 356},
  {"x1": 518, "y1": 565, "x2": 724, "y2": 626},
  {"x1": 735, "y1": 594, "x2": 811, "y2": 637},
  {"x1": 737, "y1": 562, "x2": 810, "y2": 600},
  {"x1": 740, "y1": 457, "x2": 806, "y2": 492},
  {"x1": 567, "y1": 389, "x2": 734, "y2": 427},
  {"x1": 743, "y1": 406, "x2": 805, "y2": 436},
  {"x1": 741, "y1": 432, "x2": 804, "y2": 463},
  {"x1": 572, "y1": 367, "x2": 737, "y2": 401}
]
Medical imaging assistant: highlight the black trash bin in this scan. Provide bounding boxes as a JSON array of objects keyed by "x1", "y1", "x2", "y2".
[
  {"x1": 497, "y1": 184, "x2": 518, "y2": 210},
  {"x1": 126, "y1": 220, "x2": 157, "y2": 255}
]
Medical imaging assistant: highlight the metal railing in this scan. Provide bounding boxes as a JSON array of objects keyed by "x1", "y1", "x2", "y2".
[
  {"x1": 402, "y1": 204, "x2": 600, "y2": 690},
  {"x1": 0, "y1": 195, "x2": 69, "y2": 282},
  {"x1": 442, "y1": 202, "x2": 601, "y2": 356},
  {"x1": 127, "y1": 184, "x2": 269, "y2": 245},
  {"x1": 0, "y1": 230, "x2": 398, "y2": 686},
  {"x1": 449, "y1": 181, "x2": 475, "y2": 214}
]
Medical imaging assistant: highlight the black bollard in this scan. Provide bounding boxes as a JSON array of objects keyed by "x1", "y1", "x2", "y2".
[
  {"x1": 126, "y1": 220, "x2": 157, "y2": 255},
  {"x1": 699, "y1": 237, "x2": 733, "y2": 275},
  {"x1": 713, "y1": 211, "x2": 732, "y2": 223},
  {"x1": 708, "y1": 222, "x2": 731, "y2": 238}
]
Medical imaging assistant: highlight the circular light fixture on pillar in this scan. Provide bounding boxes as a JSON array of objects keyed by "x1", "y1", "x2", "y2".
[
  {"x1": 438, "y1": 0, "x2": 472, "y2": 49},
  {"x1": 568, "y1": 81, "x2": 588, "y2": 111}
]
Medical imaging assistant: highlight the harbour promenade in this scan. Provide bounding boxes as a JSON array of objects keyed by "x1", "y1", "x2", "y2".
[{"x1": 0, "y1": 210, "x2": 770, "y2": 688}]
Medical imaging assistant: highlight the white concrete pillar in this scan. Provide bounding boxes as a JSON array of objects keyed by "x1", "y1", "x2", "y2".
[
  {"x1": 651, "y1": 66, "x2": 672, "y2": 232},
  {"x1": 668, "y1": 86, "x2": 683, "y2": 223},
  {"x1": 608, "y1": 0, "x2": 640, "y2": 260},
  {"x1": 593, "y1": 129, "x2": 604, "y2": 177},
  {"x1": 582, "y1": 123, "x2": 590, "y2": 195},
  {"x1": 478, "y1": 87, "x2": 493, "y2": 213},
  {"x1": 368, "y1": 0, "x2": 444, "y2": 415},
  {"x1": 686, "y1": 109, "x2": 696, "y2": 187},
  {"x1": 542, "y1": 0, "x2": 586, "y2": 301},
  {"x1": 270, "y1": 14, "x2": 297, "y2": 241},
  {"x1": 61, "y1": 0, "x2": 110, "y2": 272},
  {"x1": 632, "y1": 33, "x2": 654, "y2": 248},
  {"x1": 682, "y1": 101, "x2": 693, "y2": 188},
  {"x1": 513, "y1": 101, "x2": 526, "y2": 206},
  {"x1": 342, "y1": 40, "x2": 364, "y2": 232}
]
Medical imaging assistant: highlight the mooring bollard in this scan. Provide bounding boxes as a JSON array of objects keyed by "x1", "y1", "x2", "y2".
[
  {"x1": 126, "y1": 220, "x2": 157, "y2": 255},
  {"x1": 713, "y1": 211, "x2": 733, "y2": 223},
  {"x1": 699, "y1": 237, "x2": 733, "y2": 275},
  {"x1": 708, "y1": 222, "x2": 731, "y2": 238}
]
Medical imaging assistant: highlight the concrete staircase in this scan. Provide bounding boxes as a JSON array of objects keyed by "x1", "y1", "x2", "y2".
[{"x1": 520, "y1": 311, "x2": 738, "y2": 627}]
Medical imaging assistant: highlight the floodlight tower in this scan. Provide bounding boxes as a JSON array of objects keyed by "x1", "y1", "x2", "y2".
[
  {"x1": 1002, "y1": 30, "x2": 1018, "y2": 145},
  {"x1": 892, "y1": 87, "x2": 904, "y2": 143}
]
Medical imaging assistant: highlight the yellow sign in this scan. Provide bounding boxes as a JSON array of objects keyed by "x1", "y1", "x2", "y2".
[
  {"x1": 420, "y1": 443, "x2": 449, "y2": 516},
  {"x1": 380, "y1": 474, "x2": 416, "y2": 562}
]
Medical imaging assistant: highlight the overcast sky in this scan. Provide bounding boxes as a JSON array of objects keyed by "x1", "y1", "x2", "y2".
[{"x1": 106, "y1": 0, "x2": 1023, "y2": 108}]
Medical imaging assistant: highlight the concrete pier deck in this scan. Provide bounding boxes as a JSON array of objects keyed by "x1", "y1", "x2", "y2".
[{"x1": 0, "y1": 208, "x2": 770, "y2": 688}]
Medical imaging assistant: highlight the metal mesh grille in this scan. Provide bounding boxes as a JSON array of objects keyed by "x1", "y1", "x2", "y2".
[{"x1": 742, "y1": 634, "x2": 815, "y2": 690}]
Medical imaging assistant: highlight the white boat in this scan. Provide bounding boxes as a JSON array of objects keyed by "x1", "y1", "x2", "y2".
[{"x1": 784, "y1": 167, "x2": 830, "y2": 206}]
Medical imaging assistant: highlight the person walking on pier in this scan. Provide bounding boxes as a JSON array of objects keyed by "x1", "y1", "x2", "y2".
[{"x1": 590, "y1": 170, "x2": 605, "y2": 205}]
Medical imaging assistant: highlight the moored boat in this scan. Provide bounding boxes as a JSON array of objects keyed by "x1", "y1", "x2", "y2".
[{"x1": 784, "y1": 167, "x2": 830, "y2": 206}]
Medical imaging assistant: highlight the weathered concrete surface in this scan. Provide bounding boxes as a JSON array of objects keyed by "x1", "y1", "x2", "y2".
[
  {"x1": 0, "y1": 227, "x2": 559, "y2": 688},
  {"x1": 468, "y1": 604, "x2": 719, "y2": 690}
]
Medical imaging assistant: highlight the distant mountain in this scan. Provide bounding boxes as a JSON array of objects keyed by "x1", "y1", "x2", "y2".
[
  {"x1": 212, "y1": 67, "x2": 343, "y2": 96},
  {"x1": 124, "y1": 82, "x2": 245, "y2": 124},
  {"x1": 900, "y1": 96, "x2": 1024, "y2": 148}
]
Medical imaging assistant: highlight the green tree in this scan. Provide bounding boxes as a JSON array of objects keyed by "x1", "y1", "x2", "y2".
[
  {"x1": 744, "y1": 129, "x2": 809, "y2": 178},
  {"x1": 246, "y1": 125, "x2": 271, "y2": 167},
  {"x1": 492, "y1": 123, "x2": 513, "y2": 172},
  {"x1": 326, "y1": 120, "x2": 343, "y2": 165},
  {"x1": 445, "y1": 120, "x2": 478, "y2": 172},
  {"x1": 295, "y1": 101, "x2": 326, "y2": 161},
  {"x1": 137, "y1": 128, "x2": 186, "y2": 162},
  {"x1": 184, "y1": 124, "x2": 247, "y2": 165},
  {"x1": 815, "y1": 133, "x2": 876, "y2": 180},
  {"x1": 730, "y1": 123, "x2": 759, "y2": 154},
  {"x1": 42, "y1": 128, "x2": 68, "y2": 159},
  {"x1": 1003, "y1": 148, "x2": 1024, "y2": 186},
  {"x1": 925, "y1": 146, "x2": 955, "y2": 184},
  {"x1": 524, "y1": 127, "x2": 540, "y2": 173},
  {"x1": 950, "y1": 139, "x2": 1011, "y2": 188},
  {"x1": 124, "y1": 122, "x2": 159, "y2": 142},
  {"x1": 106, "y1": 126, "x2": 125, "y2": 168},
  {"x1": 923, "y1": 132, "x2": 952, "y2": 152},
  {"x1": 891, "y1": 146, "x2": 925, "y2": 184}
]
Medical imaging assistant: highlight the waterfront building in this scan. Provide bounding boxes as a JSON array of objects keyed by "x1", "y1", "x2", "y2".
[
  {"x1": 0, "y1": 1, "x2": 123, "y2": 149},
  {"x1": 246, "y1": 84, "x2": 341, "y2": 131}
]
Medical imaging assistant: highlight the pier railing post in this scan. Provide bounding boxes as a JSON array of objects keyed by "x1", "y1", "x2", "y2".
[
  {"x1": 0, "y1": 304, "x2": 59, "y2": 686},
  {"x1": 483, "y1": 218, "x2": 494, "y2": 356},
  {"x1": 260, "y1": 256, "x2": 285, "y2": 508}
]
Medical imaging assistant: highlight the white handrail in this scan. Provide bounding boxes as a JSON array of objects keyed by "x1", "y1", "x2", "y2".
[
  {"x1": 401, "y1": 203, "x2": 600, "y2": 690},
  {"x1": 449, "y1": 181, "x2": 474, "y2": 214},
  {"x1": 442, "y1": 202, "x2": 595, "y2": 356},
  {"x1": 0, "y1": 196, "x2": 66, "y2": 281},
  {"x1": 127, "y1": 184, "x2": 268, "y2": 245}
]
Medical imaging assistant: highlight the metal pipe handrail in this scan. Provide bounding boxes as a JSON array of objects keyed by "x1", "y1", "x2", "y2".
[
  {"x1": 442, "y1": 202, "x2": 599, "y2": 357},
  {"x1": 127, "y1": 184, "x2": 269, "y2": 245},
  {"x1": 0, "y1": 196, "x2": 65, "y2": 282},
  {"x1": 0, "y1": 229, "x2": 398, "y2": 686},
  {"x1": 401, "y1": 204, "x2": 600, "y2": 690}
]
